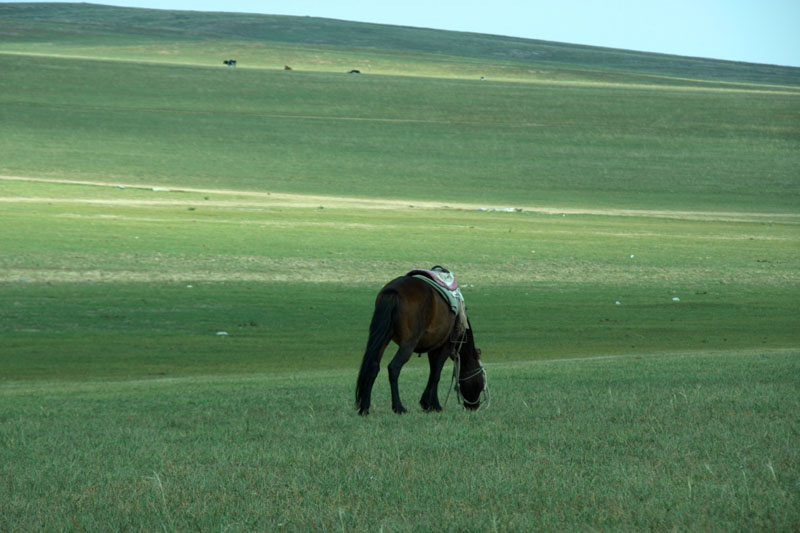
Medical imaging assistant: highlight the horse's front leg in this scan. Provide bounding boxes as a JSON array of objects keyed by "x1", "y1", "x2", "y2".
[
  {"x1": 420, "y1": 348, "x2": 449, "y2": 412},
  {"x1": 387, "y1": 344, "x2": 414, "y2": 414}
]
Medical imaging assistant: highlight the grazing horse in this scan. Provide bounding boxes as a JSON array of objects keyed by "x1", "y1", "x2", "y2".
[{"x1": 355, "y1": 274, "x2": 485, "y2": 415}]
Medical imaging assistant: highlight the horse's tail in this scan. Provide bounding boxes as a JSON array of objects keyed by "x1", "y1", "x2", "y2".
[{"x1": 355, "y1": 289, "x2": 398, "y2": 411}]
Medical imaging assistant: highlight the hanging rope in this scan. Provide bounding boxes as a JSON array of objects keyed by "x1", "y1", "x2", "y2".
[{"x1": 443, "y1": 330, "x2": 490, "y2": 410}]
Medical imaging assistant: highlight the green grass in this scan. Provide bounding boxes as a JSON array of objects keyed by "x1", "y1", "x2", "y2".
[
  {"x1": 1, "y1": 180, "x2": 796, "y2": 528},
  {"x1": 2, "y1": 350, "x2": 798, "y2": 530},
  {"x1": 1, "y1": 4, "x2": 799, "y2": 530},
  {"x1": 2, "y1": 179, "x2": 798, "y2": 382},
  {"x1": 2, "y1": 54, "x2": 798, "y2": 213}
]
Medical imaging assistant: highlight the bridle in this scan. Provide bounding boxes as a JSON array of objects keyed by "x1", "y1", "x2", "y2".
[
  {"x1": 456, "y1": 362, "x2": 489, "y2": 408},
  {"x1": 444, "y1": 332, "x2": 490, "y2": 410}
]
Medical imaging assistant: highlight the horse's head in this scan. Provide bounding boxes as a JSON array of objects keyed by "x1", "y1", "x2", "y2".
[{"x1": 458, "y1": 346, "x2": 486, "y2": 410}]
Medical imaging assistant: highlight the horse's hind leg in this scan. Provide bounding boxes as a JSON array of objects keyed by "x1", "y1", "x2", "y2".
[
  {"x1": 387, "y1": 344, "x2": 415, "y2": 414},
  {"x1": 420, "y1": 348, "x2": 449, "y2": 412},
  {"x1": 358, "y1": 355, "x2": 383, "y2": 415}
]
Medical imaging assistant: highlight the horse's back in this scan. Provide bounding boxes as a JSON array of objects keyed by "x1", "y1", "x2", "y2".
[
  {"x1": 380, "y1": 275, "x2": 437, "y2": 312},
  {"x1": 381, "y1": 275, "x2": 455, "y2": 353}
]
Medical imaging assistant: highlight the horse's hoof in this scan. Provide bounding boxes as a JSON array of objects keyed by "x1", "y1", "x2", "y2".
[
  {"x1": 358, "y1": 409, "x2": 369, "y2": 416},
  {"x1": 393, "y1": 406, "x2": 407, "y2": 414}
]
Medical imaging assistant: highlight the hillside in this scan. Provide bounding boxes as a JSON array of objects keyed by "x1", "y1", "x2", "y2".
[
  {"x1": 2, "y1": 2, "x2": 799, "y2": 86},
  {"x1": 1, "y1": 2, "x2": 798, "y2": 213}
]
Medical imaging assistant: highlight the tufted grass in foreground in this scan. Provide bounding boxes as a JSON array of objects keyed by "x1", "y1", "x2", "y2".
[{"x1": 1, "y1": 349, "x2": 798, "y2": 531}]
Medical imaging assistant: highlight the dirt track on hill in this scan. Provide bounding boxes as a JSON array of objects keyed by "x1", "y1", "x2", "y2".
[
  {"x1": 2, "y1": 175, "x2": 797, "y2": 222},
  {"x1": 3, "y1": 175, "x2": 798, "y2": 284}
]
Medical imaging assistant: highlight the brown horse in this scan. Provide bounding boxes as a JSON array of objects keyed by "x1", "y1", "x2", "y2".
[{"x1": 355, "y1": 274, "x2": 485, "y2": 415}]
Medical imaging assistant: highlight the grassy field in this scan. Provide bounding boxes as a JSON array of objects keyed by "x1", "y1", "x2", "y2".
[
  {"x1": 2, "y1": 178, "x2": 798, "y2": 530},
  {"x1": 1, "y1": 3, "x2": 799, "y2": 531},
  {"x1": 2, "y1": 350, "x2": 798, "y2": 530},
  {"x1": 1, "y1": 178, "x2": 798, "y2": 379},
  {"x1": 2, "y1": 53, "x2": 798, "y2": 214}
]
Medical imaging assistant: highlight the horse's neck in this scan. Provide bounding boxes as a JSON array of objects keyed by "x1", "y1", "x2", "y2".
[{"x1": 457, "y1": 330, "x2": 480, "y2": 373}]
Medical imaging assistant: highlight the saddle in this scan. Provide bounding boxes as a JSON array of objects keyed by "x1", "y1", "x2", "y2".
[
  {"x1": 407, "y1": 265, "x2": 459, "y2": 291},
  {"x1": 407, "y1": 266, "x2": 469, "y2": 333}
]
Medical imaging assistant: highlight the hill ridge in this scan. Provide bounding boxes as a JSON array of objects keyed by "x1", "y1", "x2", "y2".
[{"x1": 2, "y1": 2, "x2": 799, "y2": 86}]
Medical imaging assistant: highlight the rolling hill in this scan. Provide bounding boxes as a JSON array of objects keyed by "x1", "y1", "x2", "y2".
[
  {"x1": 2, "y1": 2, "x2": 800, "y2": 86},
  {"x1": 1, "y1": 2, "x2": 799, "y2": 213}
]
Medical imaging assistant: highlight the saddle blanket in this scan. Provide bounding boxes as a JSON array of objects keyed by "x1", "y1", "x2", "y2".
[
  {"x1": 407, "y1": 267, "x2": 459, "y2": 291},
  {"x1": 407, "y1": 267, "x2": 468, "y2": 331}
]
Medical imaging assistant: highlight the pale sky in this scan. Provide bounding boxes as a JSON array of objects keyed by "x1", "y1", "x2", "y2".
[{"x1": 24, "y1": 1, "x2": 800, "y2": 67}]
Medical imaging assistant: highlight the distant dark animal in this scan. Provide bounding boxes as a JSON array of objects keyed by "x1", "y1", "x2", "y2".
[
  {"x1": 284, "y1": 65, "x2": 293, "y2": 70},
  {"x1": 348, "y1": 69, "x2": 361, "y2": 74},
  {"x1": 223, "y1": 59, "x2": 237, "y2": 67},
  {"x1": 355, "y1": 274, "x2": 486, "y2": 415}
]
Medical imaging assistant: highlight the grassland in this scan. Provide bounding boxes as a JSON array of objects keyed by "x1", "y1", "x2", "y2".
[
  {"x1": 2, "y1": 53, "x2": 798, "y2": 214},
  {"x1": 1, "y1": 178, "x2": 798, "y2": 378},
  {"x1": 1, "y1": 3, "x2": 799, "y2": 531},
  {"x1": 3, "y1": 350, "x2": 798, "y2": 530}
]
